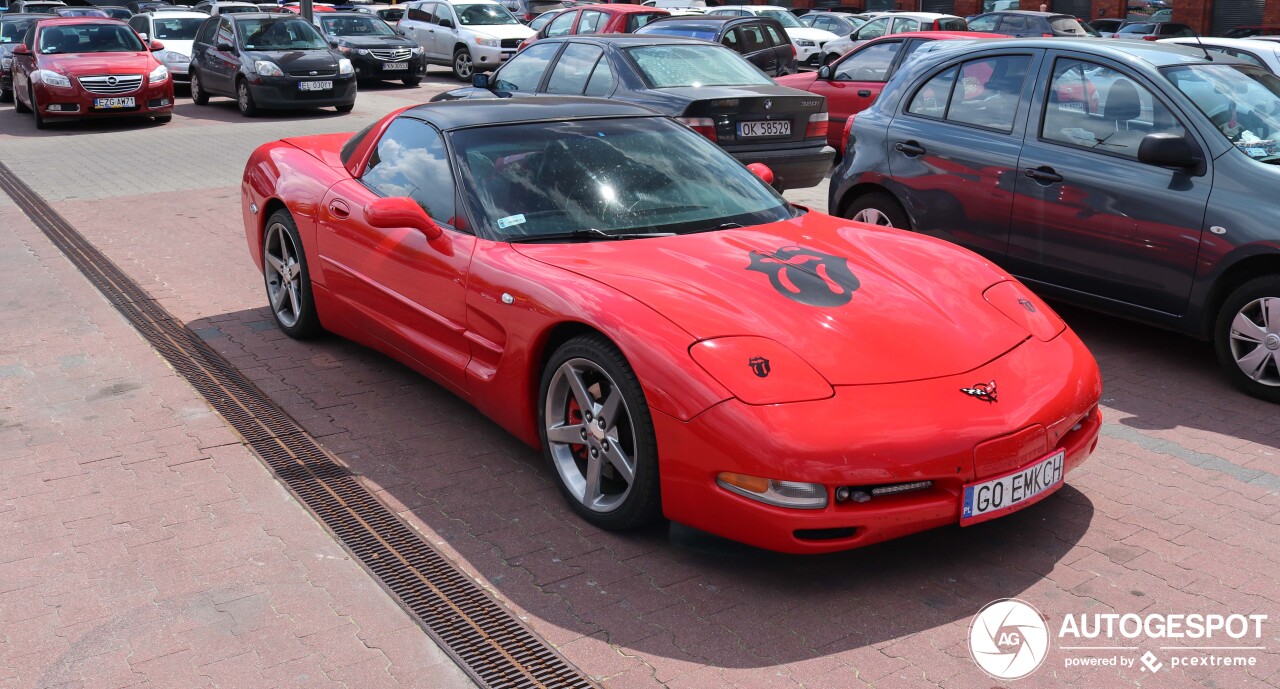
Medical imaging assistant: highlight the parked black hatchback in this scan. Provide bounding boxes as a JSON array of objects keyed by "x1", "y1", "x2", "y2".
[
  {"x1": 317, "y1": 12, "x2": 425, "y2": 86},
  {"x1": 966, "y1": 10, "x2": 1094, "y2": 37},
  {"x1": 189, "y1": 13, "x2": 357, "y2": 116},
  {"x1": 830, "y1": 39, "x2": 1280, "y2": 402},
  {"x1": 633, "y1": 15, "x2": 797, "y2": 77}
]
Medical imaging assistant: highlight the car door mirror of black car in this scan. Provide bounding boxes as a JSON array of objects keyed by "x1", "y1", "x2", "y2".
[
  {"x1": 472, "y1": 72, "x2": 490, "y2": 89},
  {"x1": 817, "y1": 64, "x2": 832, "y2": 79},
  {"x1": 367, "y1": 196, "x2": 444, "y2": 241},
  {"x1": 1137, "y1": 132, "x2": 1196, "y2": 168}
]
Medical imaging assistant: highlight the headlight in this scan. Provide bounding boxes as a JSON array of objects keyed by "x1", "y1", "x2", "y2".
[
  {"x1": 473, "y1": 35, "x2": 498, "y2": 47},
  {"x1": 411, "y1": 46, "x2": 423, "y2": 55},
  {"x1": 162, "y1": 51, "x2": 190, "y2": 63},
  {"x1": 338, "y1": 58, "x2": 353, "y2": 75},
  {"x1": 689, "y1": 335, "x2": 832, "y2": 405},
  {"x1": 148, "y1": 64, "x2": 169, "y2": 83},
  {"x1": 717, "y1": 473, "x2": 828, "y2": 510},
  {"x1": 254, "y1": 60, "x2": 284, "y2": 77},
  {"x1": 36, "y1": 69, "x2": 71, "y2": 87},
  {"x1": 354, "y1": 48, "x2": 368, "y2": 55},
  {"x1": 795, "y1": 39, "x2": 816, "y2": 47}
]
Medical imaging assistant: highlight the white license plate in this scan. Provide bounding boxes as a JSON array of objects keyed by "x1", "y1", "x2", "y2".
[
  {"x1": 93, "y1": 97, "x2": 135, "y2": 109},
  {"x1": 738, "y1": 120, "x2": 791, "y2": 138},
  {"x1": 382, "y1": 62, "x2": 408, "y2": 70},
  {"x1": 299, "y1": 80, "x2": 333, "y2": 91},
  {"x1": 961, "y1": 450, "x2": 1064, "y2": 526}
]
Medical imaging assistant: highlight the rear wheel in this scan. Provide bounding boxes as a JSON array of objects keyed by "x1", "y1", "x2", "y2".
[
  {"x1": 842, "y1": 191, "x2": 910, "y2": 229},
  {"x1": 1214, "y1": 276, "x2": 1280, "y2": 404},
  {"x1": 190, "y1": 69, "x2": 209, "y2": 105},
  {"x1": 13, "y1": 84, "x2": 29, "y2": 113},
  {"x1": 452, "y1": 47, "x2": 474, "y2": 81},
  {"x1": 236, "y1": 78, "x2": 258, "y2": 117}
]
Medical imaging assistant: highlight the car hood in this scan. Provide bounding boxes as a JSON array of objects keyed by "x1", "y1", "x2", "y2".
[
  {"x1": 243, "y1": 48, "x2": 340, "y2": 70},
  {"x1": 333, "y1": 33, "x2": 417, "y2": 49},
  {"x1": 37, "y1": 50, "x2": 157, "y2": 74},
  {"x1": 512, "y1": 213, "x2": 1030, "y2": 385},
  {"x1": 465, "y1": 23, "x2": 535, "y2": 40},
  {"x1": 153, "y1": 39, "x2": 194, "y2": 56},
  {"x1": 784, "y1": 26, "x2": 839, "y2": 43}
]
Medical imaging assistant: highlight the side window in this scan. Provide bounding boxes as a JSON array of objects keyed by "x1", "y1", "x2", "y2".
[
  {"x1": 998, "y1": 15, "x2": 1028, "y2": 33},
  {"x1": 362, "y1": 118, "x2": 457, "y2": 228},
  {"x1": 892, "y1": 18, "x2": 920, "y2": 33},
  {"x1": 492, "y1": 41, "x2": 559, "y2": 91},
  {"x1": 906, "y1": 65, "x2": 956, "y2": 118},
  {"x1": 432, "y1": 3, "x2": 454, "y2": 26},
  {"x1": 195, "y1": 17, "x2": 218, "y2": 43},
  {"x1": 1225, "y1": 48, "x2": 1266, "y2": 68},
  {"x1": 944, "y1": 55, "x2": 1030, "y2": 132},
  {"x1": 764, "y1": 25, "x2": 785, "y2": 47},
  {"x1": 856, "y1": 17, "x2": 888, "y2": 40},
  {"x1": 545, "y1": 43, "x2": 603, "y2": 94},
  {"x1": 407, "y1": 3, "x2": 432, "y2": 22},
  {"x1": 576, "y1": 10, "x2": 604, "y2": 33},
  {"x1": 625, "y1": 12, "x2": 659, "y2": 32},
  {"x1": 967, "y1": 14, "x2": 997, "y2": 31},
  {"x1": 722, "y1": 28, "x2": 740, "y2": 50},
  {"x1": 739, "y1": 24, "x2": 767, "y2": 52},
  {"x1": 129, "y1": 15, "x2": 148, "y2": 36},
  {"x1": 834, "y1": 40, "x2": 902, "y2": 82},
  {"x1": 216, "y1": 18, "x2": 234, "y2": 47},
  {"x1": 1041, "y1": 59, "x2": 1186, "y2": 159},
  {"x1": 584, "y1": 54, "x2": 614, "y2": 96},
  {"x1": 900, "y1": 38, "x2": 930, "y2": 62},
  {"x1": 545, "y1": 10, "x2": 576, "y2": 37}
]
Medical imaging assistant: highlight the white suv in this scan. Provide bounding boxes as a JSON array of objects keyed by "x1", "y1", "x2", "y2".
[
  {"x1": 399, "y1": 0, "x2": 533, "y2": 80},
  {"x1": 705, "y1": 4, "x2": 837, "y2": 66},
  {"x1": 128, "y1": 10, "x2": 208, "y2": 83}
]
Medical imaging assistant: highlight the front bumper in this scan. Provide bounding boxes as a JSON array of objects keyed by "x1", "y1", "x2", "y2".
[
  {"x1": 656, "y1": 331, "x2": 1102, "y2": 554},
  {"x1": 246, "y1": 74, "x2": 357, "y2": 109},
  {"x1": 161, "y1": 61, "x2": 191, "y2": 83},
  {"x1": 794, "y1": 43, "x2": 822, "y2": 65},
  {"x1": 348, "y1": 53, "x2": 426, "y2": 80},
  {"x1": 728, "y1": 141, "x2": 835, "y2": 191},
  {"x1": 471, "y1": 43, "x2": 517, "y2": 72},
  {"x1": 33, "y1": 79, "x2": 175, "y2": 119}
]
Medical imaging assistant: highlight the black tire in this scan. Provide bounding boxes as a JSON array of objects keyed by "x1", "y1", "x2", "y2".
[
  {"x1": 13, "y1": 85, "x2": 29, "y2": 113},
  {"x1": 236, "y1": 78, "x2": 258, "y2": 117},
  {"x1": 153, "y1": 114, "x2": 172, "y2": 124},
  {"x1": 262, "y1": 209, "x2": 323, "y2": 339},
  {"x1": 30, "y1": 85, "x2": 46, "y2": 130},
  {"x1": 190, "y1": 69, "x2": 210, "y2": 105},
  {"x1": 841, "y1": 190, "x2": 911, "y2": 229},
  {"x1": 821, "y1": 52, "x2": 838, "y2": 67},
  {"x1": 402, "y1": 76, "x2": 421, "y2": 87},
  {"x1": 451, "y1": 47, "x2": 474, "y2": 81},
  {"x1": 538, "y1": 334, "x2": 662, "y2": 530},
  {"x1": 1213, "y1": 275, "x2": 1280, "y2": 404},
  {"x1": 335, "y1": 102, "x2": 354, "y2": 113},
  {"x1": 0, "y1": 88, "x2": 12, "y2": 104}
]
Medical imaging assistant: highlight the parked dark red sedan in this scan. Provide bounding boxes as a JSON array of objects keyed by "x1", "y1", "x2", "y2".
[
  {"x1": 777, "y1": 31, "x2": 1002, "y2": 148},
  {"x1": 518, "y1": 4, "x2": 668, "y2": 50},
  {"x1": 10, "y1": 17, "x2": 175, "y2": 129}
]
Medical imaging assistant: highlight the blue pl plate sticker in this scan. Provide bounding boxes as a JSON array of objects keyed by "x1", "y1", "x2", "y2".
[{"x1": 497, "y1": 214, "x2": 526, "y2": 229}]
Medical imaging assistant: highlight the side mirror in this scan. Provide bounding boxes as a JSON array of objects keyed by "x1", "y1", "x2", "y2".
[
  {"x1": 217, "y1": 41, "x2": 235, "y2": 52},
  {"x1": 12, "y1": 44, "x2": 30, "y2": 55},
  {"x1": 439, "y1": 18, "x2": 453, "y2": 28},
  {"x1": 471, "y1": 72, "x2": 490, "y2": 89},
  {"x1": 329, "y1": 37, "x2": 339, "y2": 47},
  {"x1": 395, "y1": 27, "x2": 406, "y2": 35},
  {"x1": 746, "y1": 162, "x2": 774, "y2": 185},
  {"x1": 1137, "y1": 132, "x2": 1195, "y2": 168},
  {"x1": 817, "y1": 64, "x2": 832, "y2": 79},
  {"x1": 150, "y1": 39, "x2": 164, "y2": 50},
  {"x1": 138, "y1": 32, "x2": 149, "y2": 40},
  {"x1": 366, "y1": 196, "x2": 443, "y2": 240}
]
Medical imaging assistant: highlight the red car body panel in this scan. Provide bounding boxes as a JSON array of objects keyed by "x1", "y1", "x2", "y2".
[
  {"x1": 778, "y1": 32, "x2": 1005, "y2": 148},
  {"x1": 10, "y1": 17, "x2": 174, "y2": 122},
  {"x1": 518, "y1": 4, "x2": 669, "y2": 50},
  {"x1": 241, "y1": 110, "x2": 1103, "y2": 553}
]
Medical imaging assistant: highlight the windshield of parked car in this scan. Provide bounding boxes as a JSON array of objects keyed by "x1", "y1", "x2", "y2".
[
  {"x1": 634, "y1": 22, "x2": 716, "y2": 41},
  {"x1": 1165, "y1": 64, "x2": 1280, "y2": 163},
  {"x1": 104, "y1": 7, "x2": 133, "y2": 18},
  {"x1": 456, "y1": 3, "x2": 520, "y2": 25},
  {"x1": 758, "y1": 9, "x2": 801, "y2": 28},
  {"x1": 626, "y1": 43, "x2": 772, "y2": 87},
  {"x1": 57, "y1": 8, "x2": 110, "y2": 16},
  {"x1": 151, "y1": 17, "x2": 205, "y2": 40},
  {"x1": 238, "y1": 17, "x2": 327, "y2": 50},
  {"x1": 451, "y1": 118, "x2": 794, "y2": 240},
  {"x1": 1, "y1": 18, "x2": 38, "y2": 43},
  {"x1": 321, "y1": 15, "x2": 395, "y2": 35},
  {"x1": 38, "y1": 23, "x2": 145, "y2": 53}
]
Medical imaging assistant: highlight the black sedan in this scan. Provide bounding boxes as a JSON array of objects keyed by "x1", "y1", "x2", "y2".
[
  {"x1": 317, "y1": 12, "x2": 425, "y2": 86},
  {"x1": 634, "y1": 15, "x2": 797, "y2": 77},
  {"x1": 433, "y1": 35, "x2": 834, "y2": 190},
  {"x1": 189, "y1": 13, "x2": 357, "y2": 116}
]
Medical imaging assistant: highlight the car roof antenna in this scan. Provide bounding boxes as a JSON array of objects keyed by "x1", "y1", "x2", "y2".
[{"x1": 1191, "y1": 33, "x2": 1212, "y2": 60}]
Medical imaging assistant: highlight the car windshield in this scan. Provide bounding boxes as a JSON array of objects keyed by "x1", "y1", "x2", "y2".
[
  {"x1": 322, "y1": 15, "x2": 394, "y2": 35},
  {"x1": 152, "y1": 17, "x2": 204, "y2": 40},
  {"x1": 219, "y1": 4, "x2": 259, "y2": 13},
  {"x1": 451, "y1": 118, "x2": 794, "y2": 240},
  {"x1": 58, "y1": 8, "x2": 109, "y2": 16},
  {"x1": 1, "y1": 18, "x2": 37, "y2": 43},
  {"x1": 456, "y1": 3, "x2": 519, "y2": 25},
  {"x1": 758, "y1": 9, "x2": 801, "y2": 27},
  {"x1": 530, "y1": 0, "x2": 567, "y2": 11},
  {"x1": 38, "y1": 23, "x2": 145, "y2": 53},
  {"x1": 627, "y1": 44, "x2": 772, "y2": 87},
  {"x1": 239, "y1": 17, "x2": 327, "y2": 49},
  {"x1": 635, "y1": 23, "x2": 716, "y2": 40},
  {"x1": 1165, "y1": 64, "x2": 1280, "y2": 163}
]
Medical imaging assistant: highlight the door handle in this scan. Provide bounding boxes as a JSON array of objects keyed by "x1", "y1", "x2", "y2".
[
  {"x1": 894, "y1": 141, "x2": 926, "y2": 156},
  {"x1": 857, "y1": 89, "x2": 872, "y2": 97},
  {"x1": 328, "y1": 199, "x2": 350, "y2": 219},
  {"x1": 1023, "y1": 166, "x2": 1064, "y2": 184}
]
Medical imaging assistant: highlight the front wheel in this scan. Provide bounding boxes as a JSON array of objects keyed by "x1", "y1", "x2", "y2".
[
  {"x1": 538, "y1": 334, "x2": 662, "y2": 530},
  {"x1": 190, "y1": 70, "x2": 209, "y2": 105},
  {"x1": 262, "y1": 209, "x2": 322, "y2": 339},
  {"x1": 236, "y1": 79, "x2": 258, "y2": 117},
  {"x1": 821, "y1": 53, "x2": 838, "y2": 67},
  {"x1": 841, "y1": 191, "x2": 911, "y2": 229},
  {"x1": 1214, "y1": 276, "x2": 1280, "y2": 403},
  {"x1": 30, "y1": 85, "x2": 46, "y2": 130},
  {"x1": 402, "y1": 76, "x2": 421, "y2": 87},
  {"x1": 153, "y1": 114, "x2": 172, "y2": 124},
  {"x1": 335, "y1": 102, "x2": 354, "y2": 113},
  {"x1": 452, "y1": 48, "x2": 474, "y2": 81}
]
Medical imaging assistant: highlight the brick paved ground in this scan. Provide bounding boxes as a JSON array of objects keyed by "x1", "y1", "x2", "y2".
[{"x1": 2, "y1": 74, "x2": 1279, "y2": 689}]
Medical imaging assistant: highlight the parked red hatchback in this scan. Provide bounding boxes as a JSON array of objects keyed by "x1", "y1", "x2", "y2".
[
  {"x1": 10, "y1": 17, "x2": 174, "y2": 129},
  {"x1": 518, "y1": 4, "x2": 668, "y2": 50}
]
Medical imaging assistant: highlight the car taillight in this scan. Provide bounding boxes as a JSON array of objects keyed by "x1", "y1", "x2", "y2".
[
  {"x1": 677, "y1": 116, "x2": 717, "y2": 142},
  {"x1": 842, "y1": 113, "x2": 856, "y2": 146},
  {"x1": 1042, "y1": 32, "x2": 1054, "y2": 37},
  {"x1": 789, "y1": 43, "x2": 796, "y2": 58},
  {"x1": 805, "y1": 112, "x2": 828, "y2": 139},
  {"x1": 524, "y1": 12, "x2": 533, "y2": 20},
  {"x1": 1142, "y1": 34, "x2": 1158, "y2": 41}
]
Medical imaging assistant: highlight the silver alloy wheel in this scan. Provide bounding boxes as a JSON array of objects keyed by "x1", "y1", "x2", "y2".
[
  {"x1": 190, "y1": 72, "x2": 201, "y2": 100},
  {"x1": 852, "y1": 207, "x2": 893, "y2": 226},
  {"x1": 263, "y1": 222, "x2": 303, "y2": 328},
  {"x1": 454, "y1": 50, "x2": 473, "y2": 79},
  {"x1": 544, "y1": 358, "x2": 637, "y2": 513},
  {"x1": 238, "y1": 82, "x2": 250, "y2": 112},
  {"x1": 1228, "y1": 296, "x2": 1280, "y2": 386}
]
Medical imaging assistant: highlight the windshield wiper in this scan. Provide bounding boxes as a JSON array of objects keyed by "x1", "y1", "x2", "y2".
[
  {"x1": 680, "y1": 222, "x2": 745, "y2": 235},
  {"x1": 507, "y1": 227, "x2": 675, "y2": 243}
]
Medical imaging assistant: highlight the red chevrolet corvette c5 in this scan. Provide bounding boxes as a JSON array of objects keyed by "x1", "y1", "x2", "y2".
[{"x1": 241, "y1": 98, "x2": 1102, "y2": 554}]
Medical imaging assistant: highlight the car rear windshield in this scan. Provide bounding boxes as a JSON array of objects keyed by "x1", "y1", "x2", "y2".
[
  {"x1": 321, "y1": 14, "x2": 395, "y2": 35},
  {"x1": 758, "y1": 9, "x2": 801, "y2": 28},
  {"x1": 936, "y1": 17, "x2": 967, "y2": 31},
  {"x1": 1117, "y1": 22, "x2": 1155, "y2": 34},
  {"x1": 1165, "y1": 64, "x2": 1280, "y2": 163},
  {"x1": 635, "y1": 23, "x2": 717, "y2": 41},
  {"x1": 625, "y1": 12, "x2": 665, "y2": 33},
  {"x1": 151, "y1": 17, "x2": 205, "y2": 40},
  {"x1": 238, "y1": 17, "x2": 327, "y2": 50},
  {"x1": 38, "y1": 23, "x2": 145, "y2": 53},
  {"x1": 450, "y1": 118, "x2": 793, "y2": 240},
  {"x1": 1049, "y1": 17, "x2": 1087, "y2": 35},
  {"x1": 1, "y1": 18, "x2": 37, "y2": 43},
  {"x1": 456, "y1": 3, "x2": 520, "y2": 25},
  {"x1": 626, "y1": 43, "x2": 772, "y2": 88},
  {"x1": 530, "y1": 0, "x2": 567, "y2": 12}
]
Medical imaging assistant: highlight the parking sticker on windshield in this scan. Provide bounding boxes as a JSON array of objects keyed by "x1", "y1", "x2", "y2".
[{"x1": 497, "y1": 214, "x2": 526, "y2": 229}]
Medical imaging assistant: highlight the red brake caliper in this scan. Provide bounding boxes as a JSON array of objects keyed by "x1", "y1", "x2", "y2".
[{"x1": 566, "y1": 398, "x2": 587, "y2": 461}]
